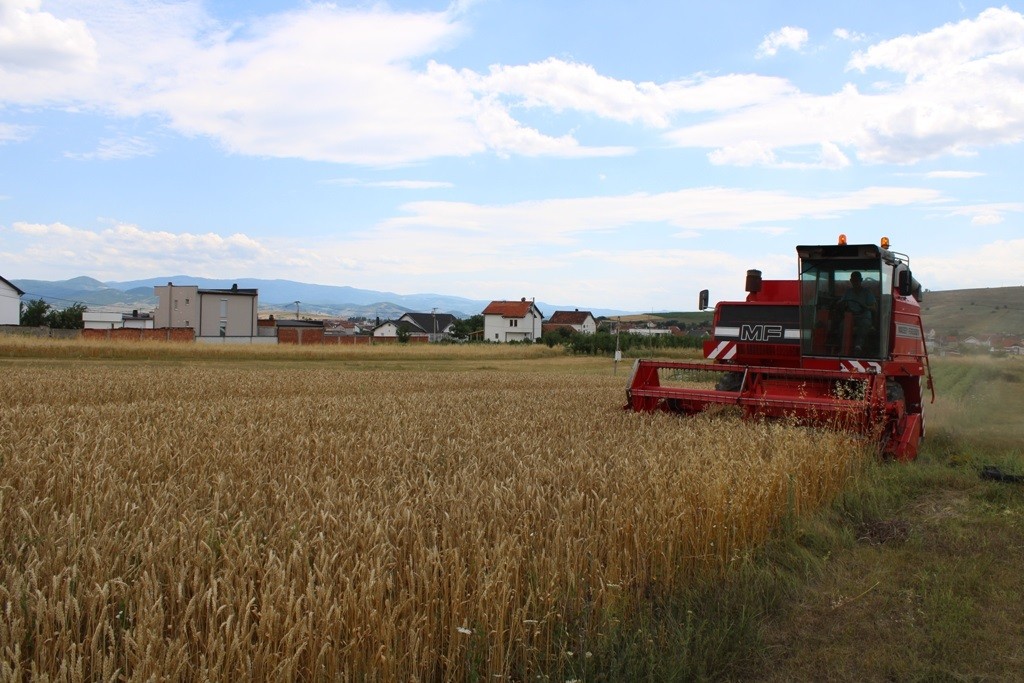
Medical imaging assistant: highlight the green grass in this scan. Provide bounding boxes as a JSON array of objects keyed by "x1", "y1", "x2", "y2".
[{"x1": 734, "y1": 356, "x2": 1024, "y2": 681}]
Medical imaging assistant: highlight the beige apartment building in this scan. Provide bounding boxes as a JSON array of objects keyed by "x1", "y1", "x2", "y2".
[{"x1": 153, "y1": 282, "x2": 259, "y2": 340}]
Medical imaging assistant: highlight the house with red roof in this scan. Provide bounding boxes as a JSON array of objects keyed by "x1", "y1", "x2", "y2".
[
  {"x1": 544, "y1": 309, "x2": 597, "y2": 335},
  {"x1": 482, "y1": 298, "x2": 544, "y2": 342}
]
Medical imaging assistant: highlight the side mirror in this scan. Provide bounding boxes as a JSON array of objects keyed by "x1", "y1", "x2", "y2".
[
  {"x1": 898, "y1": 270, "x2": 913, "y2": 297},
  {"x1": 698, "y1": 289, "x2": 709, "y2": 311}
]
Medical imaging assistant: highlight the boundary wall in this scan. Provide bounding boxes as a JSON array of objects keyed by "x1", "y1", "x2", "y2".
[{"x1": 81, "y1": 328, "x2": 196, "y2": 342}]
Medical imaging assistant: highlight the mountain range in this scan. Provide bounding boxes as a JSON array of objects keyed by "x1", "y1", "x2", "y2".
[{"x1": 11, "y1": 276, "x2": 632, "y2": 319}]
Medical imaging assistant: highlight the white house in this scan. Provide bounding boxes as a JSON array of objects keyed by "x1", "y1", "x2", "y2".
[
  {"x1": 546, "y1": 309, "x2": 597, "y2": 334},
  {"x1": 372, "y1": 320, "x2": 403, "y2": 338},
  {"x1": 0, "y1": 275, "x2": 25, "y2": 325},
  {"x1": 482, "y1": 299, "x2": 544, "y2": 342},
  {"x1": 325, "y1": 320, "x2": 361, "y2": 336},
  {"x1": 122, "y1": 311, "x2": 154, "y2": 329},
  {"x1": 152, "y1": 282, "x2": 259, "y2": 340},
  {"x1": 83, "y1": 312, "x2": 125, "y2": 329},
  {"x1": 372, "y1": 318, "x2": 434, "y2": 341},
  {"x1": 83, "y1": 310, "x2": 155, "y2": 330},
  {"x1": 398, "y1": 312, "x2": 457, "y2": 342}
]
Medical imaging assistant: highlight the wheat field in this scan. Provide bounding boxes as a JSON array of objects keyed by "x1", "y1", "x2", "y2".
[{"x1": 0, "y1": 354, "x2": 865, "y2": 680}]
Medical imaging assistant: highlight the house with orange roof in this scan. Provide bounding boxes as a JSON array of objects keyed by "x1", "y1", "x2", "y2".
[{"x1": 482, "y1": 298, "x2": 544, "y2": 342}]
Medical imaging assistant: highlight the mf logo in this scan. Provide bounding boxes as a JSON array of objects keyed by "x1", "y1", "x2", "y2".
[{"x1": 740, "y1": 324, "x2": 784, "y2": 342}]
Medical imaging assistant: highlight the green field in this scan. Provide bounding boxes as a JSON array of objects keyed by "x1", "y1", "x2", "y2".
[
  {"x1": 920, "y1": 286, "x2": 1024, "y2": 338},
  {"x1": 744, "y1": 355, "x2": 1024, "y2": 681}
]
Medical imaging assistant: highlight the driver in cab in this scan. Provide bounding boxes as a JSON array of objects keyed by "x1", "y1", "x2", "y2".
[{"x1": 840, "y1": 271, "x2": 877, "y2": 353}]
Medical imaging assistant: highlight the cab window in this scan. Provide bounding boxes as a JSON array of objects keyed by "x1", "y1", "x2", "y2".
[{"x1": 800, "y1": 260, "x2": 883, "y2": 358}]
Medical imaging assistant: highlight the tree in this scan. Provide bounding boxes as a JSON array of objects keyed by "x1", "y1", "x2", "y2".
[
  {"x1": 20, "y1": 298, "x2": 51, "y2": 326},
  {"x1": 451, "y1": 314, "x2": 484, "y2": 341},
  {"x1": 46, "y1": 302, "x2": 87, "y2": 329},
  {"x1": 542, "y1": 326, "x2": 576, "y2": 348}
]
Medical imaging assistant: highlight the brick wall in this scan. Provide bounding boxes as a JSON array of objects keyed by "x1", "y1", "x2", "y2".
[{"x1": 323, "y1": 335, "x2": 372, "y2": 345}]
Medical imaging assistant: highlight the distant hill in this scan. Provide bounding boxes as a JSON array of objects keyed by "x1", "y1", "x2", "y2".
[
  {"x1": 12, "y1": 276, "x2": 145, "y2": 308},
  {"x1": 106, "y1": 276, "x2": 491, "y2": 318},
  {"x1": 12, "y1": 276, "x2": 631, "y2": 319},
  {"x1": 920, "y1": 286, "x2": 1024, "y2": 338}
]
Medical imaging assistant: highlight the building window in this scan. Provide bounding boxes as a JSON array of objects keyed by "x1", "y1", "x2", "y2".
[
  {"x1": 509, "y1": 319, "x2": 518, "y2": 327},
  {"x1": 220, "y1": 299, "x2": 228, "y2": 317},
  {"x1": 495, "y1": 333, "x2": 499, "y2": 340},
  {"x1": 173, "y1": 299, "x2": 178, "y2": 311},
  {"x1": 185, "y1": 297, "x2": 190, "y2": 305}
]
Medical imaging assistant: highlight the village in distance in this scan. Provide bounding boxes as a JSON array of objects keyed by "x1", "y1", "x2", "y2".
[{"x1": 1, "y1": 273, "x2": 1022, "y2": 356}]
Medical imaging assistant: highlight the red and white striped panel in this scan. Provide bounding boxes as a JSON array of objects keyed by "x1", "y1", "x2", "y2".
[
  {"x1": 707, "y1": 340, "x2": 738, "y2": 360},
  {"x1": 840, "y1": 360, "x2": 882, "y2": 373}
]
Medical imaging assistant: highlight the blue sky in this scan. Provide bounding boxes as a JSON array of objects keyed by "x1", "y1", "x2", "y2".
[{"x1": 1, "y1": 0, "x2": 1023, "y2": 311}]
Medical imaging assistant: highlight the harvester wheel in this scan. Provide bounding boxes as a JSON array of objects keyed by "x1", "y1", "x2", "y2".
[
  {"x1": 715, "y1": 371, "x2": 743, "y2": 392},
  {"x1": 886, "y1": 380, "x2": 905, "y2": 404},
  {"x1": 880, "y1": 380, "x2": 914, "y2": 459}
]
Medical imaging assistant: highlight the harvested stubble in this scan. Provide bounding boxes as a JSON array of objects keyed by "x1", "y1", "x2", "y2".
[{"x1": 0, "y1": 363, "x2": 864, "y2": 680}]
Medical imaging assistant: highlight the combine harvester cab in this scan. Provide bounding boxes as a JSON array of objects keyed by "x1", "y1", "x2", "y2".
[{"x1": 626, "y1": 236, "x2": 934, "y2": 460}]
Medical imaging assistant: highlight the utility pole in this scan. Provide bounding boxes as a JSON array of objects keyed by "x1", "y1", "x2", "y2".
[
  {"x1": 294, "y1": 301, "x2": 300, "y2": 320},
  {"x1": 432, "y1": 307, "x2": 437, "y2": 342},
  {"x1": 613, "y1": 316, "x2": 622, "y2": 375}
]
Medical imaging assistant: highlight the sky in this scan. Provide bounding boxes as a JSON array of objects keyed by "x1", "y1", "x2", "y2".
[{"x1": 1, "y1": 0, "x2": 1023, "y2": 311}]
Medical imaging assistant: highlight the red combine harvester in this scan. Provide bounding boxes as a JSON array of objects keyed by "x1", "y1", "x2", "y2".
[{"x1": 625, "y1": 236, "x2": 934, "y2": 460}]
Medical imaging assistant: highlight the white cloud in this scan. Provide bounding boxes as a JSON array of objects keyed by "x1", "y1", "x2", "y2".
[
  {"x1": 0, "y1": 3, "x2": 1021, "y2": 174},
  {"x1": 64, "y1": 134, "x2": 155, "y2": 160},
  {"x1": 757, "y1": 26, "x2": 809, "y2": 58},
  {"x1": 0, "y1": 0, "x2": 97, "y2": 71},
  {"x1": 708, "y1": 141, "x2": 850, "y2": 170},
  {"x1": 468, "y1": 95, "x2": 632, "y2": 158},
  {"x1": 466, "y1": 60, "x2": 795, "y2": 127},
  {"x1": 7, "y1": 220, "x2": 276, "y2": 275},
  {"x1": 473, "y1": 58, "x2": 673, "y2": 127},
  {"x1": 0, "y1": 122, "x2": 30, "y2": 143},
  {"x1": 915, "y1": 239, "x2": 1024, "y2": 290},
  {"x1": 833, "y1": 28, "x2": 867, "y2": 43},
  {"x1": 941, "y1": 201, "x2": 1024, "y2": 225},
  {"x1": 669, "y1": 8, "x2": 1024, "y2": 166},
  {"x1": 847, "y1": 6, "x2": 1024, "y2": 82},
  {"x1": 1, "y1": 1, "x2": 625, "y2": 164},
  {"x1": 379, "y1": 185, "x2": 942, "y2": 240},
  {"x1": 0, "y1": 3, "x2": 812, "y2": 166},
  {"x1": 708, "y1": 141, "x2": 777, "y2": 167},
  {"x1": 468, "y1": 60, "x2": 799, "y2": 125}
]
